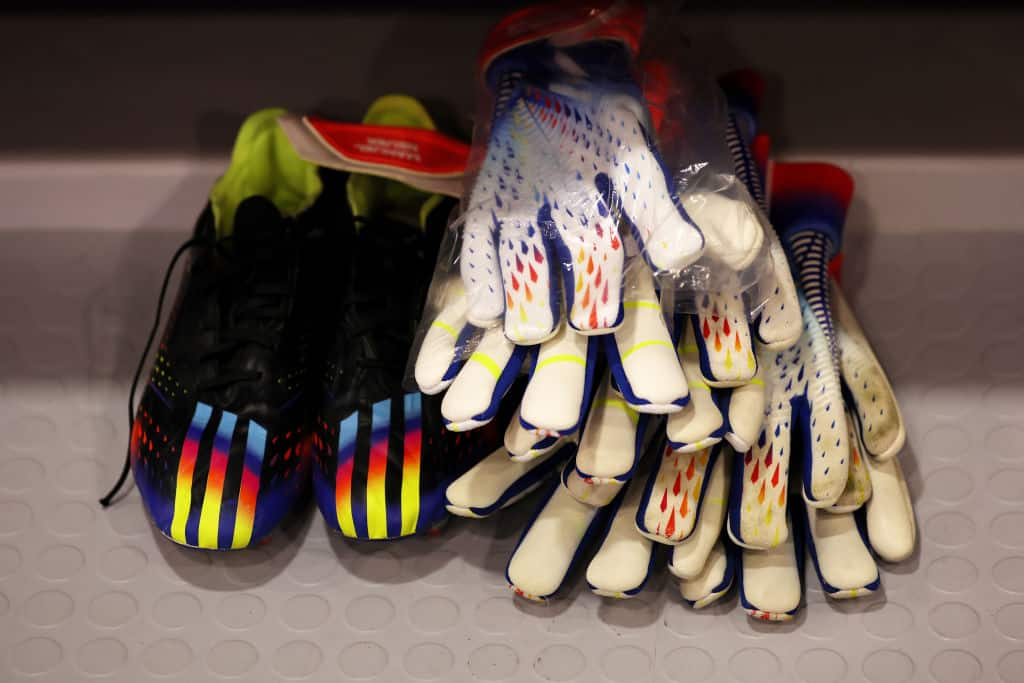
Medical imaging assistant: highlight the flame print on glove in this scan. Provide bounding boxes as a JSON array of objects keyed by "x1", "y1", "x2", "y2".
[
  {"x1": 636, "y1": 445, "x2": 724, "y2": 544},
  {"x1": 728, "y1": 412, "x2": 790, "y2": 549},
  {"x1": 461, "y1": 76, "x2": 704, "y2": 343},
  {"x1": 693, "y1": 289, "x2": 756, "y2": 386}
]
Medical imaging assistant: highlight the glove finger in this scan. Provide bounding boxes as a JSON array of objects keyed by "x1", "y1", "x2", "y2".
[
  {"x1": 678, "y1": 539, "x2": 735, "y2": 609},
  {"x1": 722, "y1": 364, "x2": 766, "y2": 453},
  {"x1": 602, "y1": 97, "x2": 704, "y2": 272},
  {"x1": 550, "y1": 197, "x2": 626, "y2": 336},
  {"x1": 800, "y1": 493, "x2": 880, "y2": 600},
  {"x1": 444, "y1": 439, "x2": 570, "y2": 518},
  {"x1": 666, "y1": 324, "x2": 723, "y2": 452},
  {"x1": 800, "y1": 400, "x2": 849, "y2": 509},
  {"x1": 573, "y1": 370, "x2": 644, "y2": 487},
  {"x1": 754, "y1": 233, "x2": 802, "y2": 350},
  {"x1": 463, "y1": 95, "x2": 562, "y2": 342},
  {"x1": 498, "y1": 215, "x2": 560, "y2": 343},
  {"x1": 693, "y1": 291, "x2": 757, "y2": 387},
  {"x1": 605, "y1": 265, "x2": 689, "y2": 412},
  {"x1": 564, "y1": 466, "x2": 623, "y2": 508},
  {"x1": 666, "y1": 402, "x2": 722, "y2": 453},
  {"x1": 861, "y1": 453, "x2": 916, "y2": 563},
  {"x1": 414, "y1": 278, "x2": 474, "y2": 395},
  {"x1": 519, "y1": 326, "x2": 597, "y2": 436},
  {"x1": 828, "y1": 406, "x2": 873, "y2": 513},
  {"x1": 586, "y1": 480, "x2": 655, "y2": 598},
  {"x1": 668, "y1": 452, "x2": 730, "y2": 579},
  {"x1": 460, "y1": 202, "x2": 505, "y2": 329},
  {"x1": 720, "y1": 98, "x2": 800, "y2": 351},
  {"x1": 636, "y1": 443, "x2": 721, "y2": 544},
  {"x1": 738, "y1": 519, "x2": 803, "y2": 621},
  {"x1": 504, "y1": 405, "x2": 564, "y2": 462},
  {"x1": 684, "y1": 189, "x2": 765, "y2": 272},
  {"x1": 833, "y1": 281, "x2": 905, "y2": 460},
  {"x1": 798, "y1": 300, "x2": 849, "y2": 508},
  {"x1": 728, "y1": 409, "x2": 791, "y2": 550},
  {"x1": 506, "y1": 472, "x2": 612, "y2": 602},
  {"x1": 441, "y1": 324, "x2": 526, "y2": 431}
]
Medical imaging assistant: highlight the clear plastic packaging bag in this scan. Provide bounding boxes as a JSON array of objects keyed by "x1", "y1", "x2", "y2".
[{"x1": 408, "y1": 1, "x2": 784, "y2": 401}]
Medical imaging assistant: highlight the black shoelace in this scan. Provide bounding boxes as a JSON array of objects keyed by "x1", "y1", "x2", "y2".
[{"x1": 99, "y1": 235, "x2": 289, "y2": 506}]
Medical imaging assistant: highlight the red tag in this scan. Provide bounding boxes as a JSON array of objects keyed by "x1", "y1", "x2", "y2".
[
  {"x1": 478, "y1": 1, "x2": 646, "y2": 76},
  {"x1": 771, "y1": 162, "x2": 855, "y2": 212},
  {"x1": 641, "y1": 59, "x2": 671, "y2": 135},
  {"x1": 304, "y1": 118, "x2": 469, "y2": 178},
  {"x1": 828, "y1": 253, "x2": 844, "y2": 283},
  {"x1": 752, "y1": 133, "x2": 772, "y2": 184}
]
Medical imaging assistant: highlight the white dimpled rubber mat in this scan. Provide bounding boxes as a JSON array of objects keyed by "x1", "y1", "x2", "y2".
[{"x1": 0, "y1": 224, "x2": 1022, "y2": 683}]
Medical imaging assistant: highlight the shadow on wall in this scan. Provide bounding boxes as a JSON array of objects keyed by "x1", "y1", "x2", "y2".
[
  {"x1": 0, "y1": 9, "x2": 501, "y2": 159},
  {"x1": 3, "y1": 10, "x2": 1024, "y2": 157}
]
